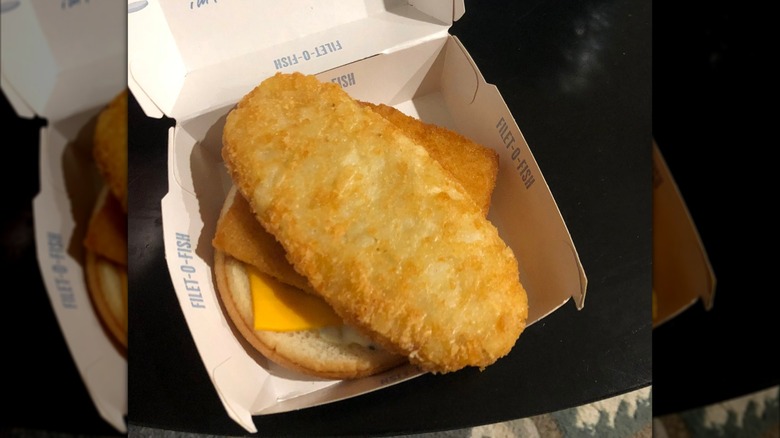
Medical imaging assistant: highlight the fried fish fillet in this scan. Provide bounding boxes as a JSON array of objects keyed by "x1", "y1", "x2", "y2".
[
  {"x1": 213, "y1": 187, "x2": 316, "y2": 293},
  {"x1": 222, "y1": 72, "x2": 528, "y2": 373},
  {"x1": 213, "y1": 102, "x2": 499, "y2": 293},
  {"x1": 93, "y1": 89, "x2": 128, "y2": 213}
]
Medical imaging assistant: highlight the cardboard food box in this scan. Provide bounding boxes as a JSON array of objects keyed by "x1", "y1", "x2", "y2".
[
  {"x1": 1, "y1": 0, "x2": 127, "y2": 432},
  {"x1": 652, "y1": 140, "x2": 716, "y2": 327},
  {"x1": 128, "y1": 1, "x2": 587, "y2": 433}
]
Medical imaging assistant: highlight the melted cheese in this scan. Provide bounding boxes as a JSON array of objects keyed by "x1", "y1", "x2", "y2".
[{"x1": 249, "y1": 267, "x2": 342, "y2": 331}]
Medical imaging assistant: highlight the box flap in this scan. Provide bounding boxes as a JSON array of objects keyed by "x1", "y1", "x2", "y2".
[
  {"x1": 128, "y1": 0, "x2": 461, "y2": 120},
  {"x1": 444, "y1": 37, "x2": 587, "y2": 321},
  {"x1": 652, "y1": 141, "x2": 716, "y2": 327},
  {"x1": 1, "y1": 73, "x2": 35, "y2": 119},
  {"x1": 0, "y1": 0, "x2": 125, "y2": 121},
  {"x1": 33, "y1": 116, "x2": 127, "y2": 433}
]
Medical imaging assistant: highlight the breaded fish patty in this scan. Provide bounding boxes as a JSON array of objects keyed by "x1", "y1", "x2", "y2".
[
  {"x1": 213, "y1": 186, "x2": 316, "y2": 294},
  {"x1": 222, "y1": 72, "x2": 528, "y2": 373},
  {"x1": 83, "y1": 184, "x2": 127, "y2": 266}
]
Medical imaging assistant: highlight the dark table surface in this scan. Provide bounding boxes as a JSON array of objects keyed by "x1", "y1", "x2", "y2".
[
  {"x1": 1, "y1": 99, "x2": 120, "y2": 436},
  {"x1": 5, "y1": 1, "x2": 779, "y2": 436},
  {"x1": 127, "y1": 0, "x2": 652, "y2": 436},
  {"x1": 652, "y1": 2, "x2": 780, "y2": 416}
]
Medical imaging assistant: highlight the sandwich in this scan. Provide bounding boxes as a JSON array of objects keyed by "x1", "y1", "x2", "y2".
[
  {"x1": 82, "y1": 89, "x2": 128, "y2": 353},
  {"x1": 213, "y1": 72, "x2": 528, "y2": 379}
]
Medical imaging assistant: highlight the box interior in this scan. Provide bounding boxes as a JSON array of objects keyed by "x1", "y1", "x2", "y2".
[{"x1": 138, "y1": 1, "x2": 584, "y2": 431}]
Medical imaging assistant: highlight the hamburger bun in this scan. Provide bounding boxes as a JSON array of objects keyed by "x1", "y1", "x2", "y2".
[{"x1": 84, "y1": 185, "x2": 128, "y2": 352}]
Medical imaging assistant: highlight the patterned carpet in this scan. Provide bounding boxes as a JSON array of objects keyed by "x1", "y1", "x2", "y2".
[
  {"x1": 444, "y1": 384, "x2": 778, "y2": 438},
  {"x1": 654, "y1": 386, "x2": 779, "y2": 438},
  {"x1": 123, "y1": 387, "x2": 654, "y2": 437},
  {"x1": 126, "y1": 385, "x2": 777, "y2": 437},
  {"x1": 406, "y1": 386, "x2": 653, "y2": 438},
  {"x1": 6, "y1": 385, "x2": 780, "y2": 437}
]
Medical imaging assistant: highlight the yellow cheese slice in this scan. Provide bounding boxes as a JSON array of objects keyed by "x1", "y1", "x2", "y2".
[{"x1": 249, "y1": 267, "x2": 342, "y2": 331}]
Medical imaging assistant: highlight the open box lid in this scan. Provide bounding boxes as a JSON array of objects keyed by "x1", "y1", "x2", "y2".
[
  {"x1": 0, "y1": 0, "x2": 125, "y2": 121},
  {"x1": 652, "y1": 140, "x2": 716, "y2": 327},
  {"x1": 128, "y1": 0, "x2": 465, "y2": 121}
]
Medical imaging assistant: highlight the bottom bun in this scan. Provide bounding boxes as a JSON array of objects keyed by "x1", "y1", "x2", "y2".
[
  {"x1": 83, "y1": 185, "x2": 127, "y2": 354},
  {"x1": 214, "y1": 250, "x2": 407, "y2": 379},
  {"x1": 84, "y1": 249, "x2": 127, "y2": 353}
]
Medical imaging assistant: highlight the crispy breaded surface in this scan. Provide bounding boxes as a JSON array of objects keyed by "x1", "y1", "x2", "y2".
[
  {"x1": 83, "y1": 185, "x2": 127, "y2": 266},
  {"x1": 214, "y1": 103, "x2": 498, "y2": 291},
  {"x1": 93, "y1": 89, "x2": 128, "y2": 213},
  {"x1": 222, "y1": 72, "x2": 528, "y2": 373},
  {"x1": 362, "y1": 102, "x2": 498, "y2": 216}
]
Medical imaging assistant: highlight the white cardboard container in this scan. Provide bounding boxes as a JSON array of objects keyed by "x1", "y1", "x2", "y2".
[
  {"x1": 128, "y1": 1, "x2": 587, "y2": 433},
  {"x1": 1, "y1": 0, "x2": 127, "y2": 432},
  {"x1": 652, "y1": 141, "x2": 716, "y2": 327}
]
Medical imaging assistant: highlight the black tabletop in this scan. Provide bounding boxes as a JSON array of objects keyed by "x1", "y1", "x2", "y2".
[
  {"x1": 1, "y1": 95, "x2": 120, "y2": 436},
  {"x1": 6, "y1": 2, "x2": 779, "y2": 435},
  {"x1": 128, "y1": 0, "x2": 652, "y2": 436},
  {"x1": 652, "y1": 3, "x2": 780, "y2": 416}
]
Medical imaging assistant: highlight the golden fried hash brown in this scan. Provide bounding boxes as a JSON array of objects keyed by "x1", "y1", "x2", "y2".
[
  {"x1": 221, "y1": 72, "x2": 528, "y2": 373},
  {"x1": 213, "y1": 101, "x2": 499, "y2": 292},
  {"x1": 93, "y1": 89, "x2": 128, "y2": 213},
  {"x1": 361, "y1": 102, "x2": 498, "y2": 216}
]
